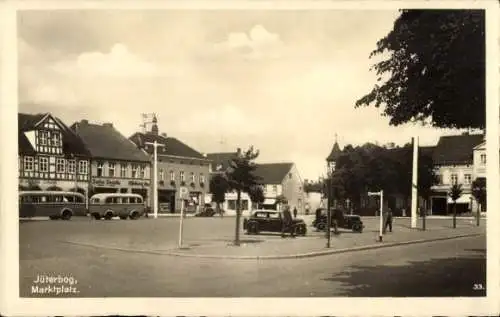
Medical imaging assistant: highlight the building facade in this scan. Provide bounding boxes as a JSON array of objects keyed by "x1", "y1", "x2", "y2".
[
  {"x1": 129, "y1": 116, "x2": 211, "y2": 213},
  {"x1": 254, "y1": 162, "x2": 305, "y2": 214},
  {"x1": 472, "y1": 139, "x2": 487, "y2": 212},
  {"x1": 430, "y1": 133, "x2": 484, "y2": 215},
  {"x1": 18, "y1": 113, "x2": 90, "y2": 195},
  {"x1": 70, "y1": 120, "x2": 151, "y2": 202}
]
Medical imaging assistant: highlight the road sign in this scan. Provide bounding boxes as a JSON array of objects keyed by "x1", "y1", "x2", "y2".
[{"x1": 179, "y1": 186, "x2": 189, "y2": 199}]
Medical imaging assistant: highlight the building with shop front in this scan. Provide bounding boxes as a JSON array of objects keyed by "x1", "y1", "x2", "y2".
[
  {"x1": 129, "y1": 116, "x2": 211, "y2": 213},
  {"x1": 18, "y1": 113, "x2": 91, "y2": 195},
  {"x1": 430, "y1": 133, "x2": 484, "y2": 215},
  {"x1": 70, "y1": 120, "x2": 151, "y2": 203}
]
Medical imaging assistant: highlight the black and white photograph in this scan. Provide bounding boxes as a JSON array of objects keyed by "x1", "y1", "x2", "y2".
[{"x1": 1, "y1": 0, "x2": 499, "y2": 316}]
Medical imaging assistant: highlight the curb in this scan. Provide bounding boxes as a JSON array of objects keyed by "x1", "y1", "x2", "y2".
[{"x1": 62, "y1": 232, "x2": 483, "y2": 260}]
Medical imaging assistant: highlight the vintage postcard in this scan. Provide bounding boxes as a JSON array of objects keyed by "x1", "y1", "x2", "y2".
[{"x1": 1, "y1": 0, "x2": 499, "y2": 316}]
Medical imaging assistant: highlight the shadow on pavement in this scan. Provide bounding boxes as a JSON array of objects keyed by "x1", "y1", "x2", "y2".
[{"x1": 322, "y1": 253, "x2": 486, "y2": 297}]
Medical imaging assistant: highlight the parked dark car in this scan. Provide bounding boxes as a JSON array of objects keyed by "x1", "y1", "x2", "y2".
[
  {"x1": 243, "y1": 209, "x2": 307, "y2": 236},
  {"x1": 194, "y1": 205, "x2": 216, "y2": 217},
  {"x1": 313, "y1": 208, "x2": 364, "y2": 233}
]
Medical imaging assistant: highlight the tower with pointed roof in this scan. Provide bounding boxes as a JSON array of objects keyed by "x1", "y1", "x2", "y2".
[
  {"x1": 326, "y1": 133, "x2": 342, "y2": 172},
  {"x1": 151, "y1": 114, "x2": 159, "y2": 136}
]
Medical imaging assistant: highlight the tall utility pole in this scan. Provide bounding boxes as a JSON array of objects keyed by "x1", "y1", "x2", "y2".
[
  {"x1": 411, "y1": 136, "x2": 419, "y2": 229},
  {"x1": 145, "y1": 141, "x2": 165, "y2": 219}
]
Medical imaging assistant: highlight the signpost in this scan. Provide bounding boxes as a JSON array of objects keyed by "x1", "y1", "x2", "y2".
[
  {"x1": 178, "y1": 186, "x2": 189, "y2": 248},
  {"x1": 368, "y1": 190, "x2": 384, "y2": 242}
]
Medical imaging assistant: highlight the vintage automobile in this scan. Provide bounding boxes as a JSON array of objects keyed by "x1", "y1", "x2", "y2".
[
  {"x1": 313, "y1": 208, "x2": 364, "y2": 233},
  {"x1": 243, "y1": 209, "x2": 307, "y2": 236},
  {"x1": 194, "y1": 205, "x2": 216, "y2": 217}
]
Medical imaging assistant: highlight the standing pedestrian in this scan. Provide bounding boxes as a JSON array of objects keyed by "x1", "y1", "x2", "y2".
[
  {"x1": 384, "y1": 208, "x2": 393, "y2": 233},
  {"x1": 293, "y1": 207, "x2": 298, "y2": 218}
]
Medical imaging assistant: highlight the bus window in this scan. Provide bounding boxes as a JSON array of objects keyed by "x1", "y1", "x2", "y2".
[
  {"x1": 112, "y1": 197, "x2": 120, "y2": 204},
  {"x1": 75, "y1": 195, "x2": 84, "y2": 203},
  {"x1": 121, "y1": 197, "x2": 129, "y2": 204},
  {"x1": 40, "y1": 195, "x2": 48, "y2": 203},
  {"x1": 105, "y1": 197, "x2": 113, "y2": 204},
  {"x1": 63, "y1": 195, "x2": 73, "y2": 203},
  {"x1": 91, "y1": 197, "x2": 100, "y2": 204}
]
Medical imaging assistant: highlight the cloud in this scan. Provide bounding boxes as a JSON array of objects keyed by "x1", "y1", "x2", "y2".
[
  {"x1": 51, "y1": 43, "x2": 159, "y2": 78},
  {"x1": 211, "y1": 24, "x2": 284, "y2": 60}
]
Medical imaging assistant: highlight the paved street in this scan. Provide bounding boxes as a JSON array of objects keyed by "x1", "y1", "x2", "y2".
[{"x1": 19, "y1": 216, "x2": 486, "y2": 297}]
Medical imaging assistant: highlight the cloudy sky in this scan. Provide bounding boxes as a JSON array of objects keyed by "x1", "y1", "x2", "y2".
[{"x1": 18, "y1": 9, "x2": 468, "y2": 180}]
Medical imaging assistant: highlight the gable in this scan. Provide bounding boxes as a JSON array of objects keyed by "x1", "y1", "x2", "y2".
[{"x1": 35, "y1": 114, "x2": 62, "y2": 131}]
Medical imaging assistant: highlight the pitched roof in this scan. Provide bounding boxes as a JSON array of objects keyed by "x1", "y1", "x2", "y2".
[
  {"x1": 326, "y1": 142, "x2": 342, "y2": 162},
  {"x1": 18, "y1": 113, "x2": 90, "y2": 157},
  {"x1": 254, "y1": 163, "x2": 294, "y2": 185},
  {"x1": 71, "y1": 120, "x2": 149, "y2": 162},
  {"x1": 206, "y1": 152, "x2": 238, "y2": 171},
  {"x1": 129, "y1": 132, "x2": 207, "y2": 160},
  {"x1": 432, "y1": 134, "x2": 484, "y2": 165},
  {"x1": 420, "y1": 146, "x2": 435, "y2": 158}
]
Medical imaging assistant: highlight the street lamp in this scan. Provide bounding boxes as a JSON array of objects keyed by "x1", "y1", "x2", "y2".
[
  {"x1": 368, "y1": 190, "x2": 384, "y2": 242},
  {"x1": 145, "y1": 141, "x2": 165, "y2": 219},
  {"x1": 325, "y1": 159, "x2": 335, "y2": 248}
]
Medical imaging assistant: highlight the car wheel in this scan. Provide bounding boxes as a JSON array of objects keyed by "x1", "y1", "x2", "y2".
[
  {"x1": 295, "y1": 225, "x2": 306, "y2": 236},
  {"x1": 129, "y1": 211, "x2": 139, "y2": 220},
  {"x1": 248, "y1": 222, "x2": 259, "y2": 234},
  {"x1": 92, "y1": 213, "x2": 101, "y2": 220},
  {"x1": 104, "y1": 211, "x2": 114, "y2": 220},
  {"x1": 317, "y1": 222, "x2": 326, "y2": 231},
  {"x1": 352, "y1": 223, "x2": 362, "y2": 233},
  {"x1": 61, "y1": 209, "x2": 72, "y2": 220}
]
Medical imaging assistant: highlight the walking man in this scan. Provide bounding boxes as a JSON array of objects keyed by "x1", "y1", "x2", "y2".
[{"x1": 293, "y1": 207, "x2": 298, "y2": 218}]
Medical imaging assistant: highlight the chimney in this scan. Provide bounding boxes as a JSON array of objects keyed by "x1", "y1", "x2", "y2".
[{"x1": 103, "y1": 123, "x2": 113, "y2": 128}]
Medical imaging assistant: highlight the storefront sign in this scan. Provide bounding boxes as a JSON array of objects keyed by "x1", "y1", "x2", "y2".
[
  {"x1": 129, "y1": 180, "x2": 150, "y2": 187},
  {"x1": 92, "y1": 178, "x2": 122, "y2": 186}
]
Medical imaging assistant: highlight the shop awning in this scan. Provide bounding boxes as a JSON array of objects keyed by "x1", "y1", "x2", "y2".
[
  {"x1": 447, "y1": 194, "x2": 472, "y2": 204},
  {"x1": 263, "y1": 198, "x2": 276, "y2": 205}
]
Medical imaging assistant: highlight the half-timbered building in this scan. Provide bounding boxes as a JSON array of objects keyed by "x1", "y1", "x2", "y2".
[{"x1": 18, "y1": 113, "x2": 91, "y2": 195}]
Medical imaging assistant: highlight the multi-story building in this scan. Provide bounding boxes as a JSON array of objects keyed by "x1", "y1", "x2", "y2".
[
  {"x1": 70, "y1": 120, "x2": 151, "y2": 202},
  {"x1": 472, "y1": 137, "x2": 487, "y2": 212},
  {"x1": 254, "y1": 162, "x2": 305, "y2": 214},
  {"x1": 18, "y1": 113, "x2": 91, "y2": 195},
  {"x1": 129, "y1": 116, "x2": 211, "y2": 213},
  {"x1": 430, "y1": 133, "x2": 484, "y2": 215}
]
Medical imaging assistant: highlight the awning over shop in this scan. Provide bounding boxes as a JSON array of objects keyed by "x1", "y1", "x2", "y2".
[
  {"x1": 263, "y1": 198, "x2": 276, "y2": 205},
  {"x1": 447, "y1": 194, "x2": 472, "y2": 204}
]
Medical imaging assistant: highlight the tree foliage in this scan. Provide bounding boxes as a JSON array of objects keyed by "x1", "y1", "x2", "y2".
[
  {"x1": 226, "y1": 146, "x2": 260, "y2": 246},
  {"x1": 329, "y1": 142, "x2": 438, "y2": 210},
  {"x1": 248, "y1": 185, "x2": 265, "y2": 205},
  {"x1": 356, "y1": 10, "x2": 485, "y2": 129},
  {"x1": 471, "y1": 177, "x2": 486, "y2": 206},
  {"x1": 209, "y1": 173, "x2": 230, "y2": 213}
]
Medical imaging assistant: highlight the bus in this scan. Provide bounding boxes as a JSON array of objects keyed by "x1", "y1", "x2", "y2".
[
  {"x1": 88, "y1": 193, "x2": 145, "y2": 220},
  {"x1": 19, "y1": 191, "x2": 87, "y2": 220}
]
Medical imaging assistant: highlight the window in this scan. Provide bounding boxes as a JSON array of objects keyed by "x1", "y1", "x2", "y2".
[
  {"x1": 51, "y1": 132, "x2": 61, "y2": 147},
  {"x1": 170, "y1": 170, "x2": 175, "y2": 181},
  {"x1": 39, "y1": 157, "x2": 49, "y2": 172},
  {"x1": 23, "y1": 156, "x2": 34, "y2": 171},
  {"x1": 68, "y1": 160, "x2": 76, "y2": 174},
  {"x1": 180, "y1": 171, "x2": 185, "y2": 182},
  {"x1": 159, "y1": 169, "x2": 164, "y2": 180},
  {"x1": 227, "y1": 200, "x2": 236, "y2": 210},
  {"x1": 97, "y1": 162, "x2": 104, "y2": 177},
  {"x1": 273, "y1": 185, "x2": 278, "y2": 192},
  {"x1": 464, "y1": 174, "x2": 472, "y2": 185},
  {"x1": 200, "y1": 173, "x2": 205, "y2": 184},
  {"x1": 480, "y1": 154, "x2": 486, "y2": 165},
  {"x1": 450, "y1": 174, "x2": 458, "y2": 185},
  {"x1": 241, "y1": 200, "x2": 249, "y2": 211},
  {"x1": 56, "y1": 158, "x2": 65, "y2": 173},
  {"x1": 78, "y1": 160, "x2": 88, "y2": 175},
  {"x1": 120, "y1": 164, "x2": 127, "y2": 178},
  {"x1": 190, "y1": 172, "x2": 195, "y2": 183},
  {"x1": 108, "y1": 162, "x2": 115, "y2": 177},
  {"x1": 131, "y1": 164, "x2": 138, "y2": 178},
  {"x1": 140, "y1": 166, "x2": 145, "y2": 179},
  {"x1": 39, "y1": 131, "x2": 48, "y2": 145}
]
